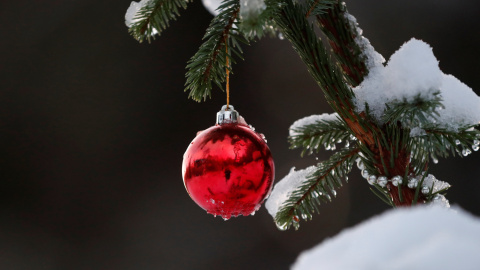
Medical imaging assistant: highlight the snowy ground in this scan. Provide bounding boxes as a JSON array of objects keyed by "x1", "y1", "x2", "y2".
[{"x1": 292, "y1": 206, "x2": 480, "y2": 270}]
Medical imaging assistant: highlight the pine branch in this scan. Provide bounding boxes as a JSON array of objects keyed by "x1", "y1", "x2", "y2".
[
  {"x1": 305, "y1": 0, "x2": 337, "y2": 18},
  {"x1": 275, "y1": 148, "x2": 359, "y2": 230},
  {"x1": 128, "y1": 0, "x2": 191, "y2": 43},
  {"x1": 185, "y1": 0, "x2": 248, "y2": 102},
  {"x1": 239, "y1": 0, "x2": 283, "y2": 39},
  {"x1": 369, "y1": 185, "x2": 394, "y2": 206},
  {"x1": 356, "y1": 125, "x2": 411, "y2": 178},
  {"x1": 273, "y1": 0, "x2": 355, "y2": 119},
  {"x1": 316, "y1": 1, "x2": 368, "y2": 86},
  {"x1": 382, "y1": 92, "x2": 443, "y2": 127},
  {"x1": 410, "y1": 125, "x2": 480, "y2": 164},
  {"x1": 289, "y1": 116, "x2": 351, "y2": 156}
]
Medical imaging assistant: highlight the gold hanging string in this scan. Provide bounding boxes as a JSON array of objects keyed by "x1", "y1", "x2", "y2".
[{"x1": 225, "y1": 37, "x2": 230, "y2": 110}]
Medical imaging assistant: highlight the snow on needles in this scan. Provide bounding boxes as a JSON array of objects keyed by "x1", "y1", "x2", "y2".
[
  {"x1": 265, "y1": 166, "x2": 317, "y2": 219},
  {"x1": 292, "y1": 206, "x2": 480, "y2": 270},
  {"x1": 202, "y1": 0, "x2": 223, "y2": 16},
  {"x1": 354, "y1": 38, "x2": 480, "y2": 131},
  {"x1": 203, "y1": 0, "x2": 266, "y2": 18},
  {"x1": 289, "y1": 113, "x2": 339, "y2": 137},
  {"x1": 240, "y1": 0, "x2": 266, "y2": 20},
  {"x1": 344, "y1": 13, "x2": 385, "y2": 70}
]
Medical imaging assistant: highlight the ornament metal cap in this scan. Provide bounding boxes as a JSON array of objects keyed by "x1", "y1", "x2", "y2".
[{"x1": 216, "y1": 105, "x2": 238, "y2": 124}]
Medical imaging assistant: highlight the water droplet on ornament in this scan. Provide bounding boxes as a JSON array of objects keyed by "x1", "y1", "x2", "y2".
[
  {"x1": 278, "y1": 32, "x2": 284, "y2": 40},
  {"x1": 250, "y1": 211, "x2": 255, "y2": 216},
  {"x1": 260, "y1": 133, "x2": 267, "y2": 143},
  {"x1": 248, "y1": 124, "x2": 255, "y2": 131},
  {"x1": 421, "y1": 185, "x2": 430, "y2": 194}
]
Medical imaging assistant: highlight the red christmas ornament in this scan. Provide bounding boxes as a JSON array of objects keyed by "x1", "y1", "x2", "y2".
[{"x1": 182, "y1": 105, "x2": 275, "y2": 220}]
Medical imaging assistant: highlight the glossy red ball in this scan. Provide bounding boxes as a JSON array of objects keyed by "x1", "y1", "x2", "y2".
[{"x1": 182, "y1": 123, "x2": 274, "y2": 220}]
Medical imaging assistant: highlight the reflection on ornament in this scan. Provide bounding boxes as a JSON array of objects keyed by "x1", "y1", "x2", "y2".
[{"x1": 182, "y1": 105, "x2": 274, "y2": 220}]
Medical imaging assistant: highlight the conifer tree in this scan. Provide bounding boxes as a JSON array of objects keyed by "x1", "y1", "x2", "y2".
[{"x1": 125, "y1": 0, "x2": 480, "y2": 230}]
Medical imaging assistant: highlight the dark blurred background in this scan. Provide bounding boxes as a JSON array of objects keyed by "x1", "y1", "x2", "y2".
[{"x1": 1, "y1": 0, "x2": 479, "y2": 269}]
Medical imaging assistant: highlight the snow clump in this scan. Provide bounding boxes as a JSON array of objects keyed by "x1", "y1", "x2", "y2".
[
  {"x1": 289, "y1": 113, "x2": 339, "y2": 137},
  {"x1": 202, "y1": 0, "x2": 223, "y2": 16},
  {"x1": 292, "y1": 206, "x2": 480, "y2": 270},
  {"x1": 240, "y1": 0, "x2": 266, "y2": 20},
  {"x1": 354, "y1": 38, "x2": 480, "y2": 131},
  {"x1": 265, "y1": 166, "x2": 317, "y2": 219},
  {"x1": 344, "y1": 13, "x2": 385, "y2": 70},
  {"x1": 203, "y1": 0, "x2": 266, "y2": 18},
  {"x1": 125, "y1": 0, "x2": 157, "y2": 35}
]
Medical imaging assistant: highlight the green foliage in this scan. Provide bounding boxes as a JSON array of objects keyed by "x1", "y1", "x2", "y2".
[
  {"x1": 126, "y1": 0, "x2": 480, "y2": 229},
  {"x1": 289, "y1": 116, "x2": 352, "y2": 156},
  {"x1": 238, "y1": 0, "x2": 283, "y2": 39},
  {"x1": 369, "y1": 184, "x2": 394, "y2": 206},
  {"x1": 273, "y1": 0, "x2": 354, "y2": 118},
  {"x1": 128, "y1": 0, "x2": 191, "y2": 43},
  {"x1": 315, "y1": 1, "x2": 368, "y2": 86},
  {"x1": 382, "y1": 92, "x2": 443, "y2": 127},
  {"x1": 274, "y1": 148, "x2": 359, "y2": 230},
  {"x1": 184, "y1": 0, "x2": 249, "y2": 102},
  {"x1": 410, "y1": 125, "x2": 480, "y2": 167},
  {"x1": 306, "y1": 0, "x2": 337, "y2": 17},
  {"x1": 356, "y1": 125, "x2": 411, "y2": 177}
]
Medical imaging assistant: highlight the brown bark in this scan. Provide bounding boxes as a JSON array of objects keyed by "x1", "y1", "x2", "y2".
[
  {"x1": 343, "y1": 111, "x2": 426, "y2": 206},
  {"x1": 316, "y1": 5, "x2": 426, "y2": 207}
]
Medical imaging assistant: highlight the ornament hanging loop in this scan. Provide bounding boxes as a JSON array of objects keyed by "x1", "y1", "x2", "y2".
[{"x1": 225, "y1": 36, "x2": 230, "y2": 110}]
